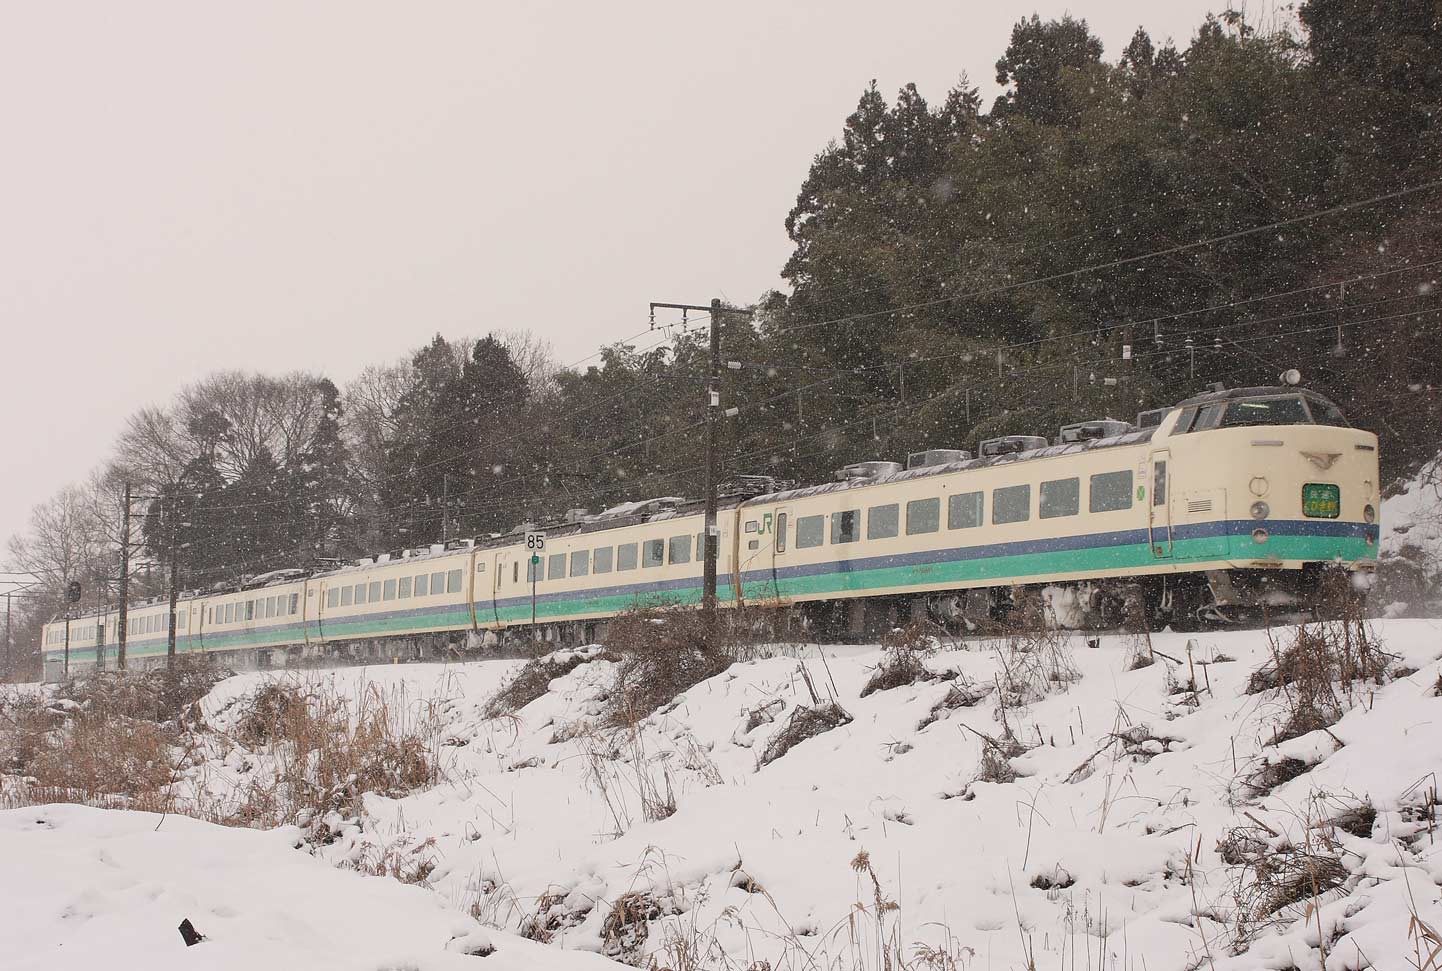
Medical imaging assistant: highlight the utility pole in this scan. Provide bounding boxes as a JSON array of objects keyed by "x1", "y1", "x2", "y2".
[
  {"x1": 166, "y1": 493, "x2": 179, "y2": 669},
  {"x1": 703, "y1": 297, "x2": 722, "y2": 616},
  {"x1": 441, "y1": 473, "x2": 451, "y2": 543},
  {"x1": 117, "y1": 481, "x2": 131, "y2": 671},
  {"x1": 647, "y1": 299, "x2": 753, "y2": 625}
]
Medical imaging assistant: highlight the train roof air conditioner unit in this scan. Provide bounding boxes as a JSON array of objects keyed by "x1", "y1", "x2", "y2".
[
  {"x1": 834, "y1": 461, "x2": 903, "y2": 482},
  {"x1": 906, "y1": 449, "x2": 972, "y2": 470},
  {"x1": 1056, "y1": 419, "x2": 1133, "y2": 445},
  {"x1": 979, "y1": 436, "x2": 1047, "y2": 458}
]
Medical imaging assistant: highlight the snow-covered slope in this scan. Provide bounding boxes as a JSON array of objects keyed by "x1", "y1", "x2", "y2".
[
  {"x1": 158, "y1": 622, "x2": 1442, "y2": 970},
  {"x1": 0, "y1": 803, "x2": 624, "y2": 970},
  {"x1": 8, "y1": 621, "x2": 1441, "y2": 970}
]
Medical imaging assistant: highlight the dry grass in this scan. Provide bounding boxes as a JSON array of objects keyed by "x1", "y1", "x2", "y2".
[
  {"x1": 1219, "y1": 813, "x2": 1349, "y2": 949},
  {"x1": 0, "y1": 691, "x2": 61, "y2": 774},
  {"x1": 482, "y1": 648, "x2": 614, "y2": 720},
  {"x1": 604, "y1": 607, "x2": 739, "y2": 726},
  {"x1": 860, "y1": 624, "x2": 939, "y2": 698},
  {"x1": 757, "y1": 701, "x2": 852, "y2": 768},
  {"x1": 3, "y1": 674, "x2": 447, "y2": 847},
  {"x1": 988, "y1": 593, "x2": 1081, "y2": 709},
  {"x1": 575, "y1": 721, "x2": 678, "y2": 838},
  {"x1": 56, "y1": 659, "x2": 229, "y2": 725},
  {"x1": 348, "y1": 834, "x2": 440, "y2": 885},
  {"x1": 1248, "y1": 616, "x2": 1391, "y2": 745},
  {"x1": 214, "y1": 680, "x2": 445, "y2": 830}
]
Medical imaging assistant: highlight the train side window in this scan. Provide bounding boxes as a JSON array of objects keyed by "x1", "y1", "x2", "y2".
[
  {"x1": 1305, "y1": 394, "x2": 1349, "y2": 427},
  {"x1": 245, "y1": 601, "x2": 255, "y2": 621},
  {"x1": 446, "y1": 569, "x2": 462, "y2": 593},
  {"x1": 383, "y1": 579, "x2": 397, "y2": 601},
  {"x1": 775, "y1": 513, "x2": 787, "y2": 552},
  {"x1": 547, "y1": 553, "x2": 566, "y2": 579},
  {"x1": 993, "y1": 484, "x2": 1032, "y2": 525},
  {"x1": 326, "y1": 589, "x2": 339, "y2": 609},
  {"x1": 398, "y1": 576, "x2": 412, "y2": 598},
  {"x1": 289, "y1": 593, "x2": 299, "y2": 615},
  {"x1": 1040, "y1": 478, "x2": 1080, "y2": 519},
  {"x1": 905, "y1": 498, "x2": 941, "y2": 534},
  {"x1": 430, "y1": 571, "x2": 445, "y2": 594},
  {"x1": 364, "y1": 581, "x2": 378, "y2": 602},
  {"x1": 1172, "y1": 406, "x2": 1199, "y2": 434},
  {"x1": 1153, "y1": 461, "x2": 1168, "y2": 506},
  {"x1": 510, "y1": 563, "x2": 518, "y2": 584},
  {"x1": 571, "y1": 550, "x2": 590, "y2": 576},
  {"x1": 267, "y1": 596, "x2": 277, "y2": 618},
  {"x1": 340, "y1": 585, "x2": 353, "y2": 606},
  {"x1": 617, "y1": 543, "x2": 638, "y2": 570},
  {"x1": 830, "y1": 510, "x2": 860, "y2": 544},
  {"x1": 593, "y1": 547, "x2": 614, "y2": 574},
  {"x1": 668, "y1": 535, "x2": 692, "y2": 565},
  {"x1": 1089, "y1": 471, "x2": 1133, "y2": 513},
  {"x1": 796, "y1": 515, "x2": 824, "y2": 548},
  {"x1": 355, "y1": 583, "x2": 368, "y2": 605},
  {"x1": 415, "y1": 574, "x2": 429, "y2": 596},
  {"x1": 867, "y1": 503, "x2": 899, "y2": 539},
  {"x1": 224, "y1": 603, "x2": 234, "y2": 624},
  {"x1": 642, "y1": 539, "x2": 665, "y2": 568},
  {"x1": 1195, "y1": 403, "x2": 1224, "y2": 430},
  {"x1": 948, "y1": 491, "x2": 983, "y2": 529}
]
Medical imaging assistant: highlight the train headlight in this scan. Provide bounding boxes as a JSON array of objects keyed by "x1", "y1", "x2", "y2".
[
  {"x1": 1249, "y1": 476, "x2": 1269, "y2": 497},
  {"x1": 1363, "y1": 503, "x2": 1376, "y2": 524},
  {"x1": 1251, "y1": 528, "x2": 1269, "y2": 544},
  {"x1": 1250, "y1": 501, "x2": 1269, "y2": 520}
]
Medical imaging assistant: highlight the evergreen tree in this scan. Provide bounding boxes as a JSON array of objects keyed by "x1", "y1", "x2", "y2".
[{"x1": 992, "y1": 14, "x2": 1105, "y2": 125}]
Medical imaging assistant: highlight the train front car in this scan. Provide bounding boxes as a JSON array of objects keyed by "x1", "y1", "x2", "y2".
[{"x1": 1154, "y1": 386, "x2": 1379, "y2": 623}]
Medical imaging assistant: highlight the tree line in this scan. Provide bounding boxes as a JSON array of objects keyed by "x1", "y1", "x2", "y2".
[{"x1": 6, "y1": 0, "x2": 1440, "y2": 677}]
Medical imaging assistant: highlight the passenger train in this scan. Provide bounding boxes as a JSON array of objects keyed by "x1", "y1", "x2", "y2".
[{"x1": 42, "y1": 385, "x2": 1380, "y2": 680}]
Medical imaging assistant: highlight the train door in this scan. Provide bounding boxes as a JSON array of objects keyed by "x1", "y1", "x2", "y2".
[
  {"x1": 769, "y1": 506, "x2": 792, "y2": 603},
  {"x1": 1149, "y1": 449, "x2": 1173, "y2": 558},
  {"x1": 491, "y1": 550, "x2": 515, "y2": 627}
]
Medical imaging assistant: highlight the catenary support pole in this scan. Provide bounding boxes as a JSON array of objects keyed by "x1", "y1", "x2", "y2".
[
  {"x1": 703, "y1": 297, "x2": 722, "y2": 618},
  {"x1": 117, "y1": 481, "x2": 131, "y2": 672},
  {"x1": 167, "y1": 494, "x2": 179, "y2": 669}
]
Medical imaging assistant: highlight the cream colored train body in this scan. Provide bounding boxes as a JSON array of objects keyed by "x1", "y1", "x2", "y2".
[{"x1": 42, "y1": 387, "x2": 1379, "y2": 678}]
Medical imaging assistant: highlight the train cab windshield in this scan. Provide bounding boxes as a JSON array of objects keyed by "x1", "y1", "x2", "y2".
[{"x1": 1176, "y1": 392, "x2": 1349, "y2": 433}]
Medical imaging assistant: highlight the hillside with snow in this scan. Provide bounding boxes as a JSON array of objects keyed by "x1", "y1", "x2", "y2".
[{"x1": 8, "y1": 619, "x2": 1439, "y2": 970}]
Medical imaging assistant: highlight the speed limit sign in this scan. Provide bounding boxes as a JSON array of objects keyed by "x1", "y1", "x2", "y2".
[{"x1": 524, "y1": 531, "x2": 546, "y2": 557}]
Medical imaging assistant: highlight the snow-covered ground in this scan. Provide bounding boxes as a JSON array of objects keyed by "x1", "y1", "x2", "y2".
[
  {"x1": 1, "y1": 804, "x2": 623, "y2": 970},
  {"x1": 6, "y1": 621, "x2": 1442, "y2": 970}
]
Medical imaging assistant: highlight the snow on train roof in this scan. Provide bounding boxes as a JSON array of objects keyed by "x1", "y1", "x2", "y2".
[{"x1": 743, "y1": 425, "x2": 1159, "y2": 507}]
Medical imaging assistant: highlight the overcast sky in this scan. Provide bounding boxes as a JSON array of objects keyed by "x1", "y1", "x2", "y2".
[{"x1": 1, "y1": 1, "x2": 1226, "y2": 550}]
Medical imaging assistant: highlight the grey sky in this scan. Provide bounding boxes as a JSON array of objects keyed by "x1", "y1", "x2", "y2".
[{"x1": 1, "y1": 1, "x2": 1226, "y2": 549}]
